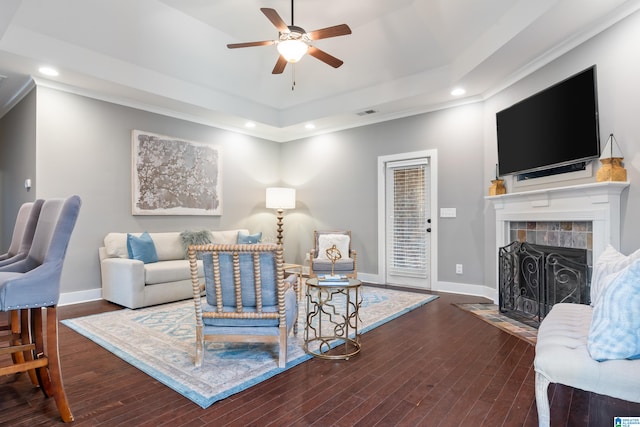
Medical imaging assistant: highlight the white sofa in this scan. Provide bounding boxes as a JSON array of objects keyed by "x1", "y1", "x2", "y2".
[
  {"x1": 534, "y1": 303, "x2": 640, "y2": 426},
  {"x1": 99, "y1": 229, "x2": 247, "y2": 309}
]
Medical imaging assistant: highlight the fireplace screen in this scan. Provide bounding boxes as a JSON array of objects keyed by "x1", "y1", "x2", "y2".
[{"x1": 498, "y1": 241, "x2": 589, "y2": 326}]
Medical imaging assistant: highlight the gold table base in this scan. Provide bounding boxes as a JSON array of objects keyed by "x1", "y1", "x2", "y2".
[{"x1": 303, "y1": 278, "x2": 362, "y2": 360}]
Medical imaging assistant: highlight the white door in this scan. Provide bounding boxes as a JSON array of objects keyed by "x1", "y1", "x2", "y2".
[{"x1": 380, "y1": 155, "x2": 434, "y2": 289}]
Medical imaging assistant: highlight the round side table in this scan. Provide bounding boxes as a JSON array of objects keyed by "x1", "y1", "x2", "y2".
[{"x1": 303, "y1": 277, "x2": 362, "y2": 360}]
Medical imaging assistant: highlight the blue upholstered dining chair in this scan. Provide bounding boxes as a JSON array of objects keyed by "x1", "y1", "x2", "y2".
[
  {"x1": 187, "y1": 243, "x2": 298, "y2": 368},
  {"x1": 0, "y1": 199, "x2": 44, "y2": 267},
  {"x1": 0, "y1": 195, "x2": 82, "y2": 423}
]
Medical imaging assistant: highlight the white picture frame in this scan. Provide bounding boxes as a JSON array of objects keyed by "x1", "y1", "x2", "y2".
[{"x1": 131, "y1": 130, "x2": 222, "y2": 215}]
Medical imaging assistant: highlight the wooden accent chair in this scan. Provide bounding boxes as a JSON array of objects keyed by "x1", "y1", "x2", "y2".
[
  {"x1": 0, "y1": 199, "x2": 44, "y2": 267},
  {"x1": 0, "y1": 195, "x2": 82, "y2": 423},
  {"x1": 188, "y1": 244, "x2": 298, "y2": 368},
  {"x1": 309, "y1": 230, "x2": 357, "y2": 279}
]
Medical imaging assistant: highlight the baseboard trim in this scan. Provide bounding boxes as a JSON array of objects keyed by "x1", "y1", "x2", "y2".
[
  {"x1": 434, "y1": 281, "x2": 498, "y2": 303},
  {"x1": 58, "y1": 279, "x2": 497, "y2": 306},
  {"x1": 59, "y1": 288, "x2": 102, "y2": 306}
]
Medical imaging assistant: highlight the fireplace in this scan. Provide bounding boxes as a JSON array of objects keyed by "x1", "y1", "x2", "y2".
[
  {"x1": 487, "y1": 181, "x2": 629, "y2": 317},
  {"x1": 498, "y1": 241, "x2": 589, "y2": 326}
]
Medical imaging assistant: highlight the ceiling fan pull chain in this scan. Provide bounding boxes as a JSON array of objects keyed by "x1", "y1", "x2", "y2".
[{"x1": 292, "y1": 65, "x2": 296, "y2": 91}]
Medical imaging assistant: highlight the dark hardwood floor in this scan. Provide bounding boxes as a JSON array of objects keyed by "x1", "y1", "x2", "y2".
[{"x1": 2, "y1": 290, "x2": 640, "y2": 426}]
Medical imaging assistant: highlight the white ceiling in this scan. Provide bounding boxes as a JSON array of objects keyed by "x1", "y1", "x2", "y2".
[{"x1": 0, "y1": 0, "x2": 639, "y2": 142}]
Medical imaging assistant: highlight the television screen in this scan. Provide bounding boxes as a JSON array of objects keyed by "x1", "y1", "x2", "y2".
[{"x1": 496, "y1": 66, "x2": 600, "y2": 176}]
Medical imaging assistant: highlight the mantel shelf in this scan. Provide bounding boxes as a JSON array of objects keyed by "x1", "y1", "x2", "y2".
[{"x1": 485, "y1": 181, "x2": 629, "y2": 203}]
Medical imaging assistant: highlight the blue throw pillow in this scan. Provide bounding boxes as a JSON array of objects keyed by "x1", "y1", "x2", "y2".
[
  {"x1": 237, "y1": 231, "x2": 262, "y2": 244},
  {"x1": 587, "y1": 257, "x2": 640, "y2": 361},
  {"x1": 126, "y1": 232, "x2": 158, "y2": 264}
]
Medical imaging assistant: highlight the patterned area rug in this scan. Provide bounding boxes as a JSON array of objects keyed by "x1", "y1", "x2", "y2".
[
  {"x1": 62, "y1": 287, "x2": 437, "y2": 408},
  {"x1": 453, "y1": 303, "x2": 538, "y2": 346}
]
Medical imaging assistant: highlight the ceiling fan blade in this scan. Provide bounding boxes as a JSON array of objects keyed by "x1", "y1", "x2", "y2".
[
  {"x1": 272, "y1": 55, "x2": 288, "y2": 74},
  {"x1": 227, "y1": 40, "x2": 275, "y2": 49},
  {"x1": 307, "y1": 24, "x2": 352, "y2": 40},
  {"x1": 261, "y1": 8, "x2": 289, "y2": 33},
  {"x1": 307, "y1": 46, "x2": 344, "y2": 68}
]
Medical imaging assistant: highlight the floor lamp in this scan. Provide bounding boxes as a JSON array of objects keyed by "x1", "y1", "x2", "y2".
[{"x1": 266, "y1": 187, "x2": 296, "y2": 245}]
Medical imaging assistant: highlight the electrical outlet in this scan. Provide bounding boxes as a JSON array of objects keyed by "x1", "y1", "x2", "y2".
[{"x1": 456, "y1": 264, "x2": 463, "y2": 275}]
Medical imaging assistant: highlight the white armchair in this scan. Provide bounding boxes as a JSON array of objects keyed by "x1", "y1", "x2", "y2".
[{"x1": 308, "y1": 230, "x2": 357, "y2": 279}]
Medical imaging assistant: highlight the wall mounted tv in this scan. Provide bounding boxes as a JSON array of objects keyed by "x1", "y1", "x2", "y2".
[{"x1": 496, "y1": 66, "x2": 600, "y2": 177}]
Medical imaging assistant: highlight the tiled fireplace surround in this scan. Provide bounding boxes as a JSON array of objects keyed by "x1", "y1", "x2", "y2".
[{"x1": 488, "y1": 181, "x2": 630, "y2": 297}]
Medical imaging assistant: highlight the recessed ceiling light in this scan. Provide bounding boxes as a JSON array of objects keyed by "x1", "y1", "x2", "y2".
[
  {"x1": 245, "y1": 122, "x2": 256, "y2": 128},
  {"x1": 39, "y1": 66, "x2": 59, "y2": 77},
  {"x1": 451, "y1": 87, "x2": 466, "y2": 96},
  {"x1": 305, "y1": 123, "x2": 315, "y2": 130}
]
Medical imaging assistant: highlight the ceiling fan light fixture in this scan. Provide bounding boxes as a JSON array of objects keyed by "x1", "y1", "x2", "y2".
[{"x1": 277, "y1": 39, "x2": 308, "y2": 63}]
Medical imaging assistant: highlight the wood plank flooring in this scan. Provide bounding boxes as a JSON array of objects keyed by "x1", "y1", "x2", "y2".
[{"x1": 2, "y1": 290, "x2": 640, "y2": 426}]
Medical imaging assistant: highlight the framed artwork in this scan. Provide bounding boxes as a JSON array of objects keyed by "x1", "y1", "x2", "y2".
[{"x1": 131, "y1": 130, "x2": 222, "y2": 215}]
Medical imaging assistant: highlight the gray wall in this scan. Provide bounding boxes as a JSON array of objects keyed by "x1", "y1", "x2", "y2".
[
  {"x1": 2, "y1": 8, "x2": 640, "y2": 298},
  {"x1": 482, "y1": 9, "x2": 640, "y2": 289},
  {"x1": 2, "y1": 87, "x2": 282, "y2": 294},
  {"x1": 281, "y1": 103, "x2": 485, "y2": 285},
  {"x1": 0, "y1": 89, "x2": 36, "y2": 247}
]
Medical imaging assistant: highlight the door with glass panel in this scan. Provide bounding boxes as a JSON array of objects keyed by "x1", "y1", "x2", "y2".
[{"x1": 384, "y1": 159, "x2": 431, "y2": 288}]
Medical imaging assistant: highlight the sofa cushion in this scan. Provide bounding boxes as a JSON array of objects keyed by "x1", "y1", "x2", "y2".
[
  {"x1": 103, "y1": 229, "x2": 248, "y2": 261},
  {"x1": 587, "y1": 257, "x2": 640, "y2": 361},
  {"x1": 211, "y1": 229, "x2": 248, "y2": 245},
  {"x1": 317, "y1": 234, "x2": 350, "y2": 260},
  {"x1": 144, "y1": 259, "x2": 203, "y2": 285},
  {"x1": 237, "y1": 231, "x2": 262, "y2": 244},
  {"x1": 104, "y1": 233, "x2": 129, "y2": 258},
  {"x1": 149, "y1": 232, "x2": 184, "y2": 261},
  {"x1": 590, "y1": 245, "x2": 640, "y2": 305},
  {"x1": 180, "y1": 230, "x2": 213, "y2": 259},
  {"x1": 127, "y1": 232, "x2": 158, "y2": 264}
]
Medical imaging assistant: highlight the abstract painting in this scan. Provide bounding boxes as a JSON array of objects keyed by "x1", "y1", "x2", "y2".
[{"x1": 132, "y1": 130, "x2": 222, "y2": 215}]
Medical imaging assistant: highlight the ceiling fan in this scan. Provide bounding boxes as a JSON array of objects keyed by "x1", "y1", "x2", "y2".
[{"x1": 227, "y1": 0, "x2": 352, "y2": 74}]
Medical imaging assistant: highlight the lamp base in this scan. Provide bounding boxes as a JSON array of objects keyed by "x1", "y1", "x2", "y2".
[
  {"x1": 596, "y1": 158, "x2": 627, "y2": 182},
  {"x1": 489, "y1": 179, "x2": 506, "y2": 196},
  {"x1": 275, "y1": 208, "x2": 284, "y2": 245}
]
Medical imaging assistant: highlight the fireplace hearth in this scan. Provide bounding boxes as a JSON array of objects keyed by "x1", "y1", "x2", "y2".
[{"x1": 498, "y1": 241, "x2": 589, "y2": 327}]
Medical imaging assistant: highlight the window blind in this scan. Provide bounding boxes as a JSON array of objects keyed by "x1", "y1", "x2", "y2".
[{"x1": 388, "y1": 164, "x2": 427, "y2": 277}]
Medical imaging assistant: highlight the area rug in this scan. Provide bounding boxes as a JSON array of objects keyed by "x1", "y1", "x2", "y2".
[
  {"x1": 453, "y1": 303, "x2": 538, "y2": 346},
  {"x1": 62, "y1": 287, "x2": 437, "y2": 409}
]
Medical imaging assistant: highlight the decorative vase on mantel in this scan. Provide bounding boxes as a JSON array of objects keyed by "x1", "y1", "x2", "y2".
[
  {"x1": 489, "y1": 179, "x2": 506, "y2": 196},
  {"x1": 489, "y1": 164, "x2": 507, "y2": 196},
  {"x1": 596, "y1": 133, "x2": 627, "y2": 182}
]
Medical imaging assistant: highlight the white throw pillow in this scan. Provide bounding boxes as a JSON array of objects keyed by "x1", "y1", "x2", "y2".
[
  {"x1": 317, "y1": 234, "x2": 350, "y2": 260},
  {"x1": 590, "y1": 245, "x2": 640, "y2": 305}
]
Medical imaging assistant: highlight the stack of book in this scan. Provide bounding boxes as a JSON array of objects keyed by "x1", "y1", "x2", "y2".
[{"x1": 318, "y1": 274, "x2": 349, "y2": 285}]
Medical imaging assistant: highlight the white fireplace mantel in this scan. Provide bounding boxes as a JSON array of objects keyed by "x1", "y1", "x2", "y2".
[{"x1": 487, "y1": 181, "x2": 630, "y2": 265}]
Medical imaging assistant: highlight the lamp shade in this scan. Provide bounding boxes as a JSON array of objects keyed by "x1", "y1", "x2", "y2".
[
  {"x1": 599, "y1": 133, "x2": 624, "y2": 160},
  {"x1": 277, "y1": 40, "x2": 308, "y2": 63},
  {"x1": 266, "y1": 187, "x2": 296, "y2": 209}
]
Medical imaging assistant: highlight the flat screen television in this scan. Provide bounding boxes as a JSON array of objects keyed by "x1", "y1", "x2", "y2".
[{"x1": 496, "y1": 66, "x2": 600, "y2": 177}]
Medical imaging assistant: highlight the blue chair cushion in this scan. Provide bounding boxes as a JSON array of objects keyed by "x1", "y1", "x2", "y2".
[
  {"x1": 202, "y1": 287, "x2": 297, "y2": 328},
  {"x1": 203, "y1": 251, "x2": 276, "y2": 307}
]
